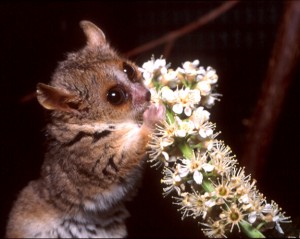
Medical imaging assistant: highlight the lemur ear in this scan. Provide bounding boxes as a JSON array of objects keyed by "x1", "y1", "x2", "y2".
[
  {"x1": 36, "y1": 83, "x2": 80, "y2": 112},
  {"x1": 80, "y1": 20, "x2": 106, "y2": 47}
]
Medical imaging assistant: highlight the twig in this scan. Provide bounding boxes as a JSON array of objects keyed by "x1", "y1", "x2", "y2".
[
  {"x1": 20, "y1": 1, "x2": 239, "y2": 104},
  {"x1": 19, "y1": 91, "x2": 37, "y2": 104},
  {"x1": 163, "y1": 40, "x2": 175, "y2": 59},
  {"x1": 124, "y1": 1, "x2": 239, "y2": 58},
  {"x1": 240, "y1": 1, "x2": 300, "y2": 179}
]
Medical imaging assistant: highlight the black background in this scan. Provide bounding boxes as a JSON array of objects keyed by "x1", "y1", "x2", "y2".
[{"x1": 1, "y1": 1, "x2": 299, "y2": 238}]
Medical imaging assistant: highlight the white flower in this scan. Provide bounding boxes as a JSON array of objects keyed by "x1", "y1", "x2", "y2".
[
  {"x1": 161, "y1": 167, "x2": 182, "y2": 196},
  {"x1": 174, "y1": 190, "x2": 215, "y2": 221},
  {"x1": 149, "y1": 88, "x2": 162, "y2": 106},
  {"x1": 261, "y1": 201, "x2": 291, "y2": 234},
  {"x1": 241, "y1": 191, "x2": 264, "y2": 224},
  {"x1": 174, "y1": 116, "x2": 195, "y2": 138},
  {"x1": 209, "y1": 141, "x2": 237, "y2": 175},
  {"x1": 161, "y1": 86, "x2": 177, "y2": 103},
  {"x1": 177, "y1": 153, "x2": 214, "y2": 185},
  {"x1": 196, "y1": 81, "x2": 211, "y2": 96},
  {"x1": 172, "y1": 88, "x2": 201, "y2": 116},
  {"x1": 197, "y1": 66, "x2": 218, "y2": 84},
  {"x1": 177, "y1": 60, "x2": 203, "y2": 76},
  {"x1": 203, "y1": 93, "x2": 222, "y2": 108},
  {"x1": 205, "y1": 66, "x2": 218, "y2": 84},
  {"x1": 198, "y1": 122, "x2": 215, "y2": 139},
  {"x1": 161, "y1": 69, "x2": 180, "y2": 88},
  {"x1": 190, "y1": 106, "x2": 210, "y2": 129},
  {"x1": 219, "y1": 203, "x2": 245, "y2": 233},
  {"x1": 147, "y1": 125, "x2": 175, "y2": 167},
  {"x1": 140, "y1": 57, "x2": 168, "y2": 86},
  {"x1": 201, "y1": 218, "x2": 227, "y2": 238},
  {"x1": 142, "y1": 58, "x2": 167, "y2": 72}
]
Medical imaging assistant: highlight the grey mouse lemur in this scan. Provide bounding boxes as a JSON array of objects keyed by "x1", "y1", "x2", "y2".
[{"x1": 6, "y1": 20, "x2": 165, "y2": 238}]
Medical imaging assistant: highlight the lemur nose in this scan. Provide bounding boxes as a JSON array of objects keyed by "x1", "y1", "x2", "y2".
[{"x1": 146, "y1": 90, "x2": 151, "y2": 102}]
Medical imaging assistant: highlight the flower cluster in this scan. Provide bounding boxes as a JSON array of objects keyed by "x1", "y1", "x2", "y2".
[{"x1": 141, "y1": 56, "x2": 291, "y2": 238}]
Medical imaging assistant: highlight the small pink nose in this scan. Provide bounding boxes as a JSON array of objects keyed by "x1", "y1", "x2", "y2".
[{"x1": 133, "y1": 85, "x2": 151, "y2": 105}]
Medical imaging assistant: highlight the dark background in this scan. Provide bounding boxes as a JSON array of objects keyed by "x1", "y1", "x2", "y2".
[{"x1": 1, "y1": 1, "x2": 299, "y2": 238}]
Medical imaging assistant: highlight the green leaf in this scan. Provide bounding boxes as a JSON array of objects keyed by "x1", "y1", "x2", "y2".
[{"x1": 239, "y1": 220, "x2": 265, "y2": 238}]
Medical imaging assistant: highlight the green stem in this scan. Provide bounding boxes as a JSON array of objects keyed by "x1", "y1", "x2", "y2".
[
  {"x1": 178, "y1": 142, "x2": 194, "y2": 159},
  {"x1": 166, "y1": 107, "x2": 175, "y2": 124},
  {"x1": 201, "y1": 178, "x2": 214, "y2": 193},
  {"x1": 239, "y1": 220, "x2": 265, "y2": 238}
]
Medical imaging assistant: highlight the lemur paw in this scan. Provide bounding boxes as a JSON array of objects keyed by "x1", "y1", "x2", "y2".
[{"x1": 143, "y1": 104, "x2": 166, "y2": 129}]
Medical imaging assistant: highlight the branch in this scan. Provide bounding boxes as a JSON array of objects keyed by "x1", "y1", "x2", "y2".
[
  {"x1": 19, "y1": 1, "x2": 239, "y2": 104},
  {"x1": 240, "y1": 1, "x2": 300, "y2": 179},
  {"x1": 124, "y1": 1, "x2": 239, "y2": 58}
]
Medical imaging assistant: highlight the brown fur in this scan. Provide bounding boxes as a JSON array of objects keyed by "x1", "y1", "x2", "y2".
[{"x1": 6, "y1": 20, "x2": 164, "y2": 238}]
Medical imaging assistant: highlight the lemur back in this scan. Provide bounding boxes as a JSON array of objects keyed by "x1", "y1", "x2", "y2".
[{"x1": 6, "y1": 20, "x2": 164, "y2": 238}]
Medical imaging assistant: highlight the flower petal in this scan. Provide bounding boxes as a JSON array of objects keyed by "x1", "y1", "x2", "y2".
[
  {"x1": 202, "y1": 163, "x2": 214, "y2": 172},
  {"x1": 184, "y1": 107, "x2": 192, "y2": 117},
  {"x1": 161, "y1": 151, "x2": 169, "y2": 161},
  {"x1": 248, "y1": 211, "x2": 257, "y2": 224},
  {"x1": 193, "y1": 170, "x2": 203, "y2": 184},
  {"x1": 173, "y1": 104, "x2": 183, "y2": 114},
  {"x1": 178, "y1": 167, "x2": 189, "y2": 178},
  {"x1": 175, "y1": 129, "x2": 186, "y2": 138}
]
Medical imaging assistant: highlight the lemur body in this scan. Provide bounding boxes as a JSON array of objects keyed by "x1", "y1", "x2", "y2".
[{"x1": 6, "y1": 20, "x2": 164, "y2": 238}]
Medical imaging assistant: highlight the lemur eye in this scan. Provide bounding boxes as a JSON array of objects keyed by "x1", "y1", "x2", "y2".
[
  {"x1": 107, "y1": 86, "x2": 127, "y2": 105},
  {"x1": 123, "y1": 62, "x2": 136, "y2": 82}
]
